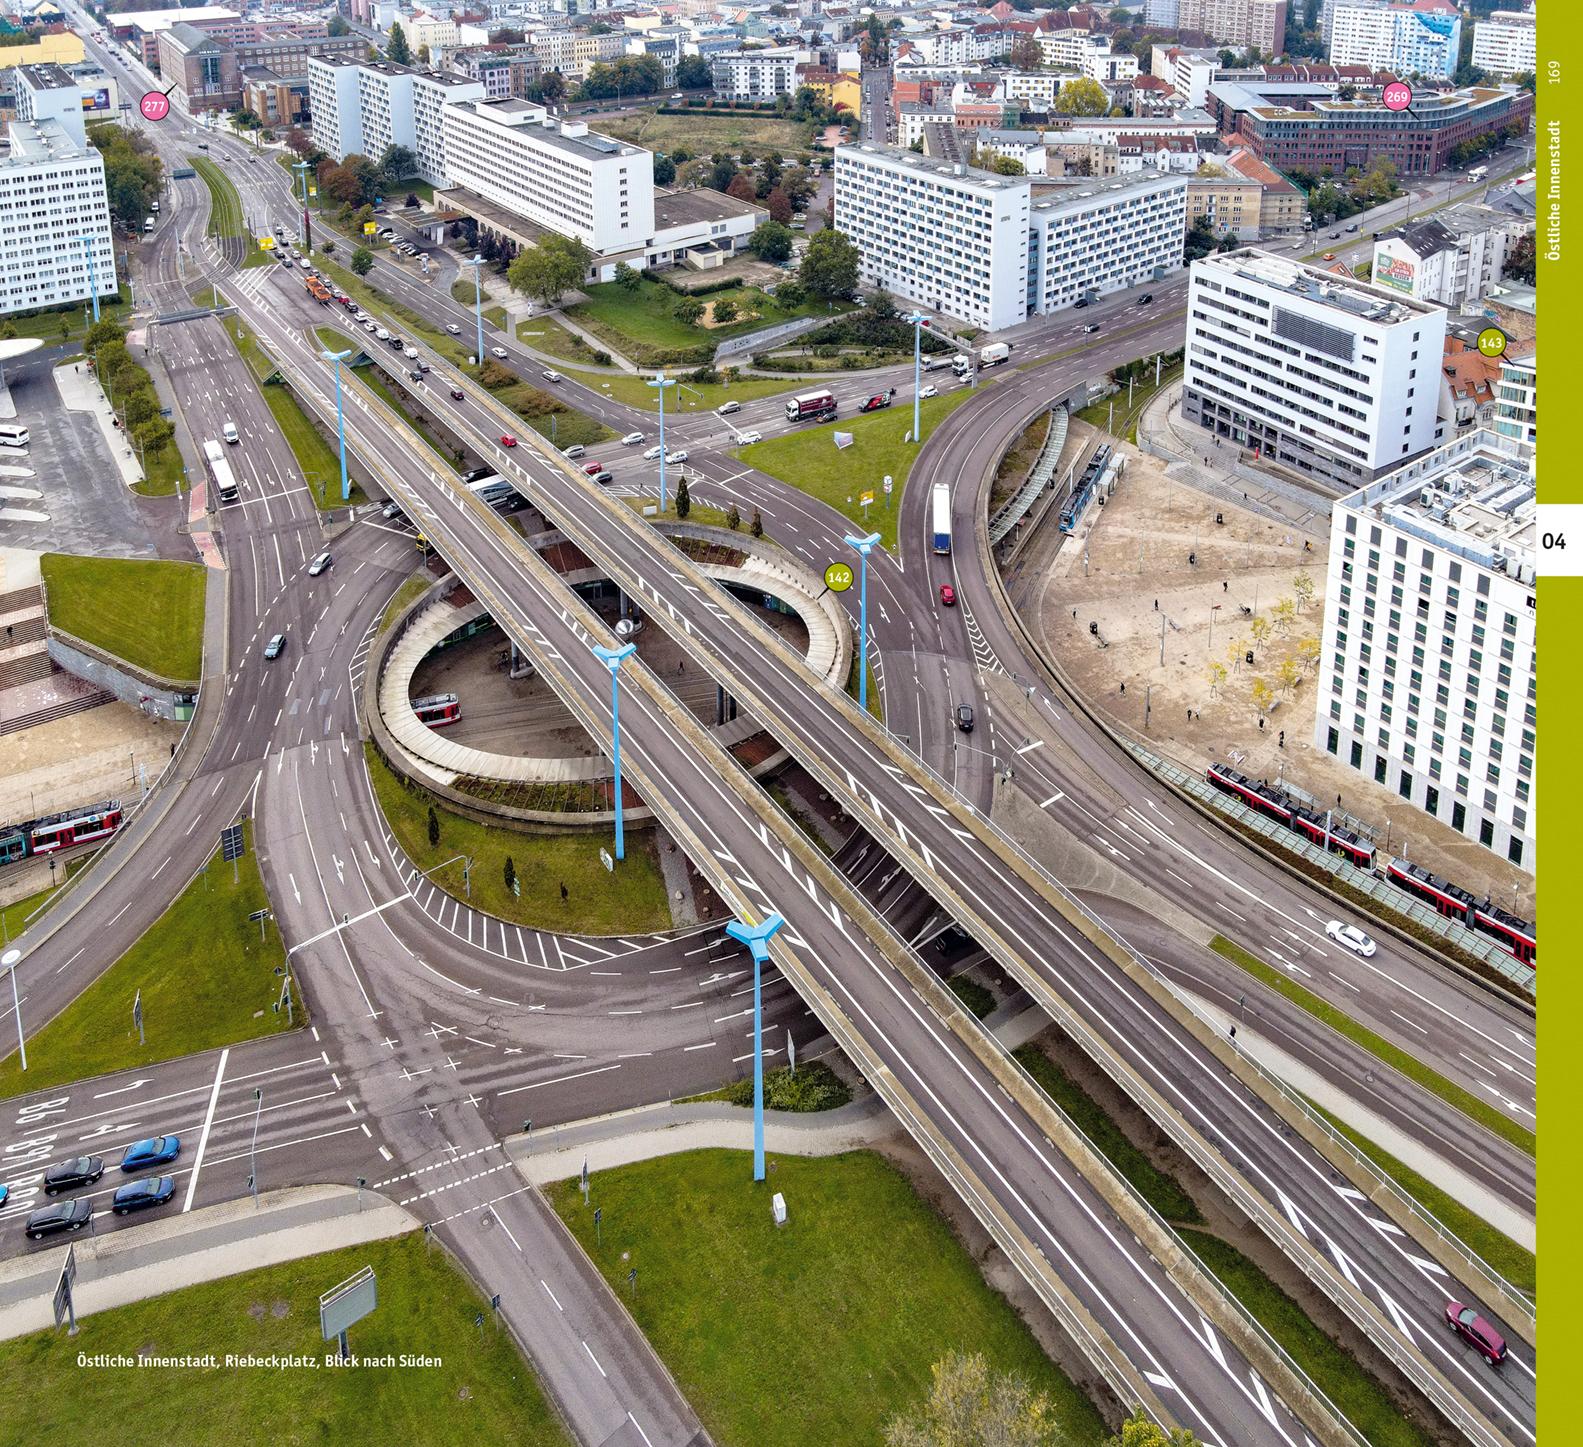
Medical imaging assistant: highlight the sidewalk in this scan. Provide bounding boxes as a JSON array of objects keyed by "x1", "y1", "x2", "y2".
[
  {"x1": 547, "y1": 309, "x2": 639, "y2": 374},
  {"x1": 0, "y1": 1185, "x2": 416, "y2": 1342},
  {"x1": 55, "y1": 362, "x2": 144, "y2": 492}
]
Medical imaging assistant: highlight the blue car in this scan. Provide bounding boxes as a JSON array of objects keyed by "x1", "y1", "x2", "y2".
[
  {"x1": 112, "y1": 1176, "x2": 176, "y2": 1216},
  {"x1": 120, "y1": 1136, "x2": 181, "y2": 1172}
]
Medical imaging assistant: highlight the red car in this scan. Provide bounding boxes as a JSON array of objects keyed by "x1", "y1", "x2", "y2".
[
  {"x1": 499, "y1": 434, "x2": 517, "y2": 448},
  {"x1": 1445, "y1": 1302, "x2": 1507, "y2": 1364},
  {"x1": 858, "y1": 390, "x2": 895, "y2": 413},
  {"x1": 939, "y1": 584, "x2": 956, "y2": 607},
  {"x1": 450, "y1": 388, "x2": 464, "y2": 400}
]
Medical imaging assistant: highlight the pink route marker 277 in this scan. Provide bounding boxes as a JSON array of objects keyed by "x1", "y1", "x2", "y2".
[{"x1": 139, "y1": 90, "x2": 172, "y2": 122}]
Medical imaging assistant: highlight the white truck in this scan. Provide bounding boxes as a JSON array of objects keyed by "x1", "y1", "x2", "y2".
[{"x1": 977, "y1": 342, "x2": 1011, "y2": 367}]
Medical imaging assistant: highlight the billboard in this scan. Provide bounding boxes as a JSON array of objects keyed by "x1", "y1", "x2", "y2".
[
  {"x1": 1373, "y1": 251, "x2": 1417, "y2": 295},
  {"x1": 82, "y1": 88, "x2": 113, "y2": 112}
]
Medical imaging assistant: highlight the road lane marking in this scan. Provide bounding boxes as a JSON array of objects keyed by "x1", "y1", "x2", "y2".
[{"x1": 181, "y1": 1046, "x2": 229, "y2": 1212}]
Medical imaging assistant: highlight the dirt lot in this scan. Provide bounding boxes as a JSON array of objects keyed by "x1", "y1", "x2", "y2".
[{"x1": 1033, "y1": 427, "x2": 1534, "y2": 916}]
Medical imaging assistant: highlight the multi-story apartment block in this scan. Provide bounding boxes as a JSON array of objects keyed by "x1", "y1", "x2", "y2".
[
  {"x1": 1027, "y1": 169, "x2": 1187, "y2": 312},
  {"x1": 1471, "y1": 11, "x2": 1537, "y2": 77},
  {"x1": 529, "y1": 28, "x2": 628, "y2": 81},
  {"x1": 1185, "y1": 172, "x2": 1263, "y2": 238},
  {"x1": 1177, "y1": 0, "x2": 1287, "y2": 55},
  {"x1": 835, "y1": 143, "x2": 1031, "y2": 332},
  {"x1": 1329, "y1": 1, "x2": 1462, "y2": 81},
  {"x1": 1493, "y1": 347, "x2": 1535, "y2": 456},
  {"x1": 1313, "y1": 429, "x2": 1536, "y2": 869},
  {"x1": 442, "y1": 97, "x2": 655, "y2": 256},
  {"x1": 1372, "y1": 210, "x2": 1527, "y2": 307},
  {"x1": 307, "y1": 57, "x2": 485, "y2": 186},
  {"x1": 447, "y1": 45, "x2": 542, "y2": 100},
  {"x1": 14, "y1": 62, "x2": 86, "y2": 148},
  {"x1": 1182, "y1": 248, "x2": 1447, "y2": 488},
  {"x1": 0, "y1": 118, "x2": 117, "y2": 318},
  {"x1": 710, "y1": 47, "x2": 802, "y2": 102}
]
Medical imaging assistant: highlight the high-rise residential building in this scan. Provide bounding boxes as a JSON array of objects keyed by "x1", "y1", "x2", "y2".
[
  {"x1": 1313, "y1": 429, "x2": 1536, "y2": 869},
  {"x1": 0, "y1": 118, "x2": 117, "y2": 318},
  {"x1": 1181, "y1": 248, "x2": 1447, "y2": 488},
  {"x1": 710, "y1": 47, "x2": 802, "y2": 102},
  {"x1": 1471, "y1": 11, "x2": 1537, "y2": 76},
  {"x1": 1027, "y1": 170, "x2": 1188, "y2": 311},
  {"x1": 307, "y1": 57, "x2": 485, "y2": 186},
  {"x1": 1328, "y1": 1, "x2": 1462, "y2": 81},
  {"x1": 441, "y1": 98, "x2": 655, "y2": 256},
  {"x1": 1177, "y1": 0, "x2": 1287, "y2": 56},
  {"x1": 1492, "y1": 348, "x2": 1535, "y2": 456},
  {"x1": 835, "y1": 144, "x2": 1032, "y2": 332},
  {"x1": 14, "y1": 63, "x2": 87, "y2": 148}
]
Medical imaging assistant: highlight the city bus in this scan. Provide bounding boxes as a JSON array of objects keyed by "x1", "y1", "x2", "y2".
[{"x1": 204, "y1": 438, "x2": 239, "y2": 504}]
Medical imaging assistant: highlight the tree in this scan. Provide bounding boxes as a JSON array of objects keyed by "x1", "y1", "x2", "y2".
[
  {"x1": 285, "y1": 126, "x2": 312, "y2": 156},
  {"x1": 653, "y1": 154, "x2": 676, "y2": 186},
  {"x1": 866, "y1": 288, "x2": 897, "y2": 320},
  {"x1": 417, "y1": 42, "x2": 430, "y2": 65},
  {"x1": 503, "y1": 856, "x2": 516, "y2": 894},
  {"x1": 1009, "y1": 35, "x2": 1043, "y2": 71},
  {"x1": 1102, "y1": 1411, "x2": 1202, "y2": 1447},
  {"x1": 350, "y1": 247, "x2": 374, "y2": 276},
  {"x1": 1207, "y1": 661, "x2": 1227, "y2": 696},
  {"x1": 507, "y1": 235, "x2": 591, "y2": 307},
  {"x1": 708, "y1": 155, "x2": 739, "y2": 192},
  {"x1": 1298, "y1": 635, "x2": 1322, "y2": 672},
  {"x1": 1506, "y1": 231, "x2": 1536, "y2": 285},
  {"x1": 726, "y1": 172, "x2": 757, "y2": 204},
  {"x1": 613, "y1": 261, "x2": 642, "y2": 292},
  {"x1": 379, "y1": 143, "x2": 417, "y2": 184},
  {"x1": 1291, "y1": 570, "x2": 1316, "y2": 610},
  {"x1": 781, "y1": 166, "x2": 814, "y2": 209},
  {"x1": 1250, "y1": 614, "x2": 1271, "y2": 650},
  {"x1": 490, "y1": 26, "x2": 525, "y2": 45},
  {"x1": 122, "y1": 390, "x2": 158, "y2": 430},
  {"x1": 764, "y1": 185, "x2": 793, "y2": 224},
  {"x1": 774, "y1": 278, "x2": 806, "y2": 307},
  {"x1": 1053, "y1": 76, "x2": 1109, "y2": 116},
  {"x1": 799, "y1": 227, "x2": 860, "y2": 301},
  {"x1": 322, "y1": 239, "x2": 336, "y2": 256},
  {"x1": 750, "y1": 507, "x2": 763, "y2": 538},
  {"x1": 386, "y1": 21, "x2": 411, "y2": 66},
  {"x1": 1251, "y1": 678, "x2": 1274, "y2": 716},
  {"x1": 540, "y1": 70, "x2": 567, "y2": 105},
  {"x1": 426, "y1": 805, "x2": 440, "y2": 847},
  {"x1": 1183, "y1": 213, "x2": 1217, "y2": 263},
  {"x1": 1272, "y1": 596, "x2": 1295, "y2": 633},
  {"x1": 1277, "y1": 656, "x2": 1302, "y2": 695},
  {"x1": 674, "y1": 474, "x2": 690, "y2": 518},
  {"x1": 676, "y1": 54, "x2": 712, "y2": 89},
  {"x1": 987, "y1": 154, "x2": 1027, "y2": 176},
  {"x1": 885, "y1": 1352, "x2": 1068, "y2": 1447},
  {"x1": 674, "y1": 295, "x2": 705, "y2": 324},
  {"x1": 712, "y1": 297, "x2": 738, "y2": 324},
  {"x1": 726, "y1": 501, "x2": 741, "y2": 531},
  {"x1": 327, "y1": 13, "x2": 349, "y2": 35}
]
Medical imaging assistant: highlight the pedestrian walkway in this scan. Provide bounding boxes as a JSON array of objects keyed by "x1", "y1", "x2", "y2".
[
  {"x1": 547, "y1": 310, "x2": 639, "y2": 374},
  {"x1": 0, "y1": 1184, "x2": 416, "y2": 1342},
  {"x1": 55, "y1": 361, "x2": 144, "y2": 492}
]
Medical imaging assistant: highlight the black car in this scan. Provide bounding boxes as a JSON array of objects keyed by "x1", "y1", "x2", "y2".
[
  {"x1": 43, "y1": 1156, "x2": 104, "y2": 1195},
  {"x1": 1073, "y1": 298, "x2": 1089, "y2": 308},
  {"x1": 1137, "y1": 293, "x2": 1154, "y2": 305},
  {"x1": 112, "y1": 1176, "x2": 176, "y2": 1216},
  {"x1": 26, "y1": 1198, "x2": 94, "y2": 1239},
  {"x1": 954, "y1": 704, "x2": 975, "y2": 733}
]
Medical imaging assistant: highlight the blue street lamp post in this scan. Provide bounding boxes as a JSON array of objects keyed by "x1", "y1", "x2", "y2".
[
  {"x1": 723, "y1": 912, "x2": 785, "y2": 1182},
  {"x1": 321, "y1": 347, "x2": 353, "y2": 502},
  {"x1": 844, "y1": 531, "x2": 881, "y2": 713},
  {"x1": 464, "y1": 255, "x2": 485, "y2": 366},
  {"x1": 71, "y1": 236, "x2": 101, "y2": 324},
  {"x1": 591, "y1": 642, "x2": 637, "y2": 860},
  {"x1": 902, "y1": 309, "x2": 926, "y2": 442},
  {"x1": 648, "y1": 373, "x2": 675, "y2": 511}
]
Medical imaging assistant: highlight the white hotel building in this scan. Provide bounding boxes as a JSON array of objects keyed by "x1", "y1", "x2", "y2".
[
  {"x1": 1181, "y1": 249, "x2": 1446, "y2": 488},
  {"x1": 1314, "y1": 429, "x2": 1535, "y2": 869},
  {"x1": 0, "y1": 118, "x2": 117, "y2": 319}
]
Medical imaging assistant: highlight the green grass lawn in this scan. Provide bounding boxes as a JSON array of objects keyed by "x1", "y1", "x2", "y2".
[
  {"x1": 738, "y1": 388, "x2": 975, "y2": 550},
  {"x1": 41, "y1": 553, "x2": 205, "y2": 682},
  {"x1": 566, "y1": 277, "x2": 844, "y2": 367},
  {"x1": 4, "y1": 289, "x2": 130, "y2": 344},
  {"x1": 365, "y1": 744, "x2": 671, "y2": 934},
  {"x1": 517, "y1": 314, "x2": 611, "y2": 367},
  {"x1": 1, "y1": 880, "x2": 59, "y2": 945},
  {"x1": 229, "y1": 324, "x2": 366, "y2": 509},
  {"x1": 948, "y1": 976, "x2": 994, "y2": 1019},
  {"x1": 446, "y1": 278, "x2": 509, "y2": 331},
  {"x1": 596, "y1": 111, "x2": 816, "y2": 157},
  {"x1": 1014, "y1": 1043, "x2": 1203, "y2": 1225},
  {"x1": 1179, "y1": 1229, "x2": 1432, "y2": 1447},
  {"x1": 1209, "y1": 937, "x2": 1535, "y2": 1157},
  {"x1": 0, "y1": 1234, "x2": 570, "y2": 1447},
  {"x1": 0, "y1": 822, "x2": 290, "y2": 1098},
  {"x1": 1075, "y1": 364, "x2": 1183, "y2": 446},
  {"x1": 380, "y1": 572, "x2": 432, "y2": 634},
  {"x1": 189, "y1": 154, "x2": 243, "y2": 240},
  {"x1": 595, "y1": 371, "x2": 802, "y2": 415},
  {"x1": 1304, "y1": 1099, "x2": 1536, "y2": 1299},
  {"x1": 549, "y1": 1150, "x2": 1103, "y2": 1447}
]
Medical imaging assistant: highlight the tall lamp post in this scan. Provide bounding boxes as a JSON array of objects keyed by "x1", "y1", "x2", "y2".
[
  {"x1": 70, "y1": 235, "x2": 101, "y2": 324},
  {"x1": 321, "y1": 347, "x2": 353, "y2": 502},
  {"x1": 902, "y1": 309, "x2": 926, "y2": 443},
  {"x1": 0, "y1": 949, "x2": 25, "y2": 1073},
  {"x1": 591, "y1": 641, "x2": 637, "y2": 860},
  {"x1": 463, "y1": 254, "x2": 485, "y2": 366},
  {"x1": 291, "y1": 158, "x2": 313, "y2": 253},
  {"x1": 648, "y1": 373, "x2": 675, "y2": 511},
  {"x1": 723, "y1": 912, "x2": 785, "y2": 1183},
  {"x1": 844, "y1": 531, "x2": 881, "y2": 713}
]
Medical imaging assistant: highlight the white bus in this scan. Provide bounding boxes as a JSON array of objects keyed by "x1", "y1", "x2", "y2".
[
  {"x1": 466, "y1": 475, "x2": 521, "y2": 511},
  {"x1": 204, "y1": 438, "x2": 239, "y2": 504},
  {"x1": 0, "y1": 423, "x2": 29, "y2": 449}
]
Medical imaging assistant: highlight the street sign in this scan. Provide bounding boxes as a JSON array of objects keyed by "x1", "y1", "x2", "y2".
[
  {"x1": 363, "y1": 221, "x2": 377, "y2": 236},
  {"x1": 882, "y1": 475, "x2": 893, "y2": 494},
  {"x1": 824, "y1": 562, "x2": 854, "y2": 593},
  {"x1": 320, "y1": 1265, "x2": 377, "y2": 1358},
  {"x1": 599, "y1": 847, "x2": 614, "y2": 873},
  {"x1": 53, "y1": 1245, "x2": 77, "y2": 1333},
  {"x1": 220, "y1": 824, "x2": 246, "y2": 861},
  {"x1": 248, "y1": 908, "x2": 270, "y2": 922}
]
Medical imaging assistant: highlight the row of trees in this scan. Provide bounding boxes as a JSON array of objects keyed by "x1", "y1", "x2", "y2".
[
  {"x1": 89, "y1": 124, "x2": 163, "y2": 235},
  {"x1": 86, "y1": 320, "x2": 176, "y2": 464}
]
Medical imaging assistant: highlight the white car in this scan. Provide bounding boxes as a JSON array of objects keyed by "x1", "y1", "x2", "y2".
[
  {"x1": 1324, "y1": 920, "x2": 1377, "y2": 958},
  {"x1": 736, "y1": 430, "x2": 763, "y2": 445},
  {"x1": 375, "y1": 327, "x2": 391, "y2": 341},
  {"x1": 490, "y1": 346, "x2": 508, "y2": 359},
  {"x1": 664, "y1": 449, "x2": 689, "y2": 464},
  {"x1": 363, "y1": 320, "x2": 378, "y2": 333},
  {"x1": 622, "y1": 431, "x2": 646, "y2": 446},
  {"x1": 403, "y1": 346, "x2": 419, "y2": 360},
  {"x1": 446, "y1": 323, "x2": 461, "y2": 335},
  {"x1": 642, "y1": 444, "x2": 664, "y2": 461},
  {"x1": 541, "y1": 369, "x2": 563, "y2": 384},
  {"x1": 918, "y1": 384, "x2": 938, "y2": 399}
]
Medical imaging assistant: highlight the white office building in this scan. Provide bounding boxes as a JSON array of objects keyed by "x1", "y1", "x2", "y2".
[
  {"x1": 0, "y1": 120, "x2": 117, "y2": 318},
  {"x1": 1027, "y1": 170, "x2": 1188, "y2": 313},
  {"x1": 442, "y1": 98, "x2": 655, "y2": 256},
  {"x1": 835, "y1": 143, "x2": 1031, "y2": 332},
  {"x1": 1471, "y1": 11, "x2": 1536, "y2": 76},
  {"x1": 1182, "y1": 248, "x2": 1447, "y2": 488},
  {"x1": 14, "y1": 63, "x2": 87, "y2": 149},
  {"x1": 1328, "y1": 2, "x2": 1462, "y2": 81},
  {"x1": 307, "y1": 57, "x2": 485, "y2": 186},
  {"x1": 710, "y1": 47, "x2": 802, "y2": 102},
  {"x1": 1314, "y1": 429, "x2": 1536, "y2": 869}
]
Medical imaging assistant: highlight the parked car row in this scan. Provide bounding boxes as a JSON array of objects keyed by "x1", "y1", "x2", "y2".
[{"x1": 21, "y1": 1136, "x2": 182, "y2": 1238}]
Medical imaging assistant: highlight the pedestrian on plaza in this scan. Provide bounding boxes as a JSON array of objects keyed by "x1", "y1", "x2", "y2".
[
  {"x1": 1222, "y1": 580, "x2": 1228, "y2": 592},
  {"x1": 1120, "y1": 682, "x2": 1125, "y2": 695}
]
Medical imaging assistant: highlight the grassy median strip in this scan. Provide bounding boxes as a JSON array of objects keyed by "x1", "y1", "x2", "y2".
[
  {"x1": 1178, "y1": 1229, "x2": 1432, "y2": 1447},
  {"x1": 188, "y1": 154, "x2": 243, "y2": 240},
  {"x1": 0, "y1": 823, "x2": 290, "y2": 1099},
  {"x1": 1304, "y1": 1098, "x2": 1536, "y2": 1298},
  {"x1": 365, "y1": 743, "x2": 671, "y2": 934},
  {"x1": 549, "y1": 1149, "x2": 1102, "y2": 1447},
  {"x1": 41, "y1": 553, "x2": 204, "y2": 682},
  {"x1": 739, "y1": 388, "x2": 975, "y2": 551},
  {"x1": 516, "y1": 314, "x2": 610, "y2": 367},
  {"x1": 0, "y1": 1234, "x2": 570, "y2": 1447},
  {"x1": 1210, "y1": 936, "x2": 1535, "y2": 1157}
]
